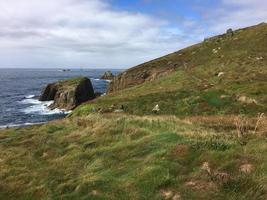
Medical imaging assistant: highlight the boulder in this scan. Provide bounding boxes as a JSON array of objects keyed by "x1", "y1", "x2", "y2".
[
  {"x1": 217, "y1": 72, "x2": 225, "y2": 77},
  {"x1": 226, "y1": 28, "x2": 234, "y2": 36},
  {"x1": 237, "y1": 95, "x2": 258, "y2": 105},
  {"x1": 152, "y1": 104, "x2": 160, "y2": 113},
  {"x1": 100, "y1": 71, "x2": 115, "y2": 80},
  {"x1": 39, "y1": 77, "x2": 95, "y2": 110}
]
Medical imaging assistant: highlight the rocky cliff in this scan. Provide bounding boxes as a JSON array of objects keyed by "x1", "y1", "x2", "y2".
[
  {"x1": 108, "y1": 59, "x2": 175, "y2": 93},
  {"x1": 39, "y1": 77, "x2": 95, "y2": 110}
]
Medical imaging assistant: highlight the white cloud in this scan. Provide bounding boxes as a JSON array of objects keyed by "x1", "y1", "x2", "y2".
[
  {"x1": 203, "y1": 0, "x2": 267, "y2": 34},
  {"x1": 0, "y1": 0, "x2": 195, "y2": 68},
  {"x1": 1, "y1": 0, "x2": 266, "y2": 68}
]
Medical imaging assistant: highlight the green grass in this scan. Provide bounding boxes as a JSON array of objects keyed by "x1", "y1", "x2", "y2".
[
  {"x1": 58, "y1": 77, "x2": 89, "y2": 86},
  {"x1": 78, "y1": 23, "x2": 267, "y2": 117},
  {"x1": 0, "y1": 114, "x2": 266, "y2": 199},
  {"x1": 0, "y1": 23, "x2": 267, "y2": 199},
  {"x1": 73, "y1": 62, "x2": 267, "y2": 116}
]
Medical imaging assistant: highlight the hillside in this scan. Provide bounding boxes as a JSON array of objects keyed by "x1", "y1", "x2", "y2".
[
  {"x1": 108, "y1": 23, "x2": 267, "y2": 93},
  {"x1": 0, "y1": 115, "x2": 266, "y2": 199},
  {"x1": 0, "y1": 23, "x2": 266, "y2": 200},
  {"x1": 75, "y1": 23, "x2": 267, "y2": 117}
]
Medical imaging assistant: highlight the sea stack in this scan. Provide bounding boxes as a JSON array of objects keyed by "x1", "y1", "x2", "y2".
[
  {"x1": 100, "y1": 71, "x2": 115, "y2": 80},
  {"x1": 39, "y1": 77, "x2": 95, "y2": 110}
]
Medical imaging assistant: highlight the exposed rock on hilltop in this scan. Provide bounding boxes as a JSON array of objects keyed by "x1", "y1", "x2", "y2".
[
  {"x1": 100, "y1": 71, "x2": 114, "y2": 80},
  {"x1": 39, "y1": 77, "x2": 95, "y2": 110},
  {"x1": 108, "y1": 63, "x2": 174, "y2": 93}
]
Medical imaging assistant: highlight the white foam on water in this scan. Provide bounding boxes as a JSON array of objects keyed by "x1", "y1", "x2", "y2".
[
  {"x1": 25, "y1": 94, "x2": 35, "y2": 99},
  {"x1": 21, "y1": 102, "x2": 71, "y2": 115},
  {"x1": 20, "y1": 98, "x2": 45, "y2": 105},
  {"x1": 1, "y1": 97, "x2": 72, "y2": 129},
  {"x1": 92, "y1": 78, "x2": 111, "y2": 82},
  {"x1": 19, "y1": 97, "x2": 71, "y2": 116}
]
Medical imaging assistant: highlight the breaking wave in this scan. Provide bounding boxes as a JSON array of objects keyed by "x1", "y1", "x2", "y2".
[{"x1": 19, "y1": 95, "x2": 71, "y2": 116}]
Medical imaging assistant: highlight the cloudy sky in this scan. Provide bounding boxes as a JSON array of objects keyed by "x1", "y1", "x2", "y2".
[{"x1": 0, "y1": 0, "x2": 266, "y2": 68}]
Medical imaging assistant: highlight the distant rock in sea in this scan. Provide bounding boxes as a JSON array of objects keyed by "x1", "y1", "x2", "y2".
[
  {"x1": 100, "y1": 71, "x2": 115, "y2": 80},
  {"x1": 39, "y1": 77, "x2": 95, "y2": 110},
  {"x1": 59, "y1": 69, "x2": 71, "y2": 72}
]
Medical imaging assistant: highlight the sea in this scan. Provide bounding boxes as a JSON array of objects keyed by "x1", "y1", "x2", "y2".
[{"x1": 0, "y1": 68, "x2": 121, "y2": 128}]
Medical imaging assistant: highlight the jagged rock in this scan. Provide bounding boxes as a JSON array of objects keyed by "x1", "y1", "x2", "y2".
[
  {"x1": 100, "y1": 71, "x2": 115, "y2": 80},
  {"x1": 226, "y1": 28, "x2": 234, "y2": 36},
  {"x1": 108, "y1": 61, "x2": 174, "y2": 93},
  {"x1": 39, "y1": 77, "x2": 95, "y2": 110}
]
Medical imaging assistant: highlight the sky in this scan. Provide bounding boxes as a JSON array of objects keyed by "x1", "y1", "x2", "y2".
[{"x1": 0, "y1": 0, "x2": 266, "y2": 68}]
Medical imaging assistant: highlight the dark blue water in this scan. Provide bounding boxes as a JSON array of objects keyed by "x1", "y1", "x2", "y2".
[{"x1": 0, "y1": 68, "x2": 121, "y2": 128}]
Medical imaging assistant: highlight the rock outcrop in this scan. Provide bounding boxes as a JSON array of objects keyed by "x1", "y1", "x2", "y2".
[
  {"x1": 108, "y1": 60, "x2": 175, "y2": 93},
  {"x1": 226, "y1": 28, "x2": 234, "y2": 36},
  {"x1": 39, "y1": 77, "x2": 95, "y2": 110},
  {"x1": 100, "y1": 71, "x2": 115, "y2": 80}
]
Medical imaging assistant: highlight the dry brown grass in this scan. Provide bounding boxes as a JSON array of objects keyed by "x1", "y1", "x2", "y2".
[
  {"x1": 185, "y1": 180, "x2": 217, "y2": 191},
  {"x1": 186, "y1": 114, "x2": 267, "y2": 136},
  {"x1": 0, "y1": 113, "x2": 266, "y2": 199}
]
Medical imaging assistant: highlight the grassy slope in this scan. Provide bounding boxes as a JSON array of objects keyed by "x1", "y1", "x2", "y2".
[
  {"x1": 0, "y1": 114, "x2": 266, "y2": 199},
  {"x1": 0, "y1": 23, "x2": 267, "y2": 200},
  {"x1": 57, "y1": 77, "x2": 90, "y2": 89},
  {"x1": 74, "y1": 23, "x2": 267, "y2": 117}
]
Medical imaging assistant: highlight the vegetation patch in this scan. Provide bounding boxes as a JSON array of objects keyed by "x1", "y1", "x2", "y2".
[{"x1": 0, "y1": 114, "x2": 266, "y2": 199}]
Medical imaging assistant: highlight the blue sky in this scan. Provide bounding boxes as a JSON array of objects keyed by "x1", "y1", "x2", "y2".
[
  {"x1": 112, "y1": 0, "x2": 206, "y2": 20},
  {"x1": 0, "y1": 0, "x2": 266, "y2": 68}
]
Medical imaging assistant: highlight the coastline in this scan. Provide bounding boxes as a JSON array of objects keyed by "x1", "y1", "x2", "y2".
[{"x1": 0, "y1": 69, "x2": 116, "y2": 130}]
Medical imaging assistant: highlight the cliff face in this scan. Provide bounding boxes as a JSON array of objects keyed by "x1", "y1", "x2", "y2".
[
  {"x1": 107, "y1": 34, "x2": 199, "y2": 93},
  {"x1": 108, "y1": 60, "x2": 176, "y2": 93},
  {"x1": 39, "y1": 83, "x2": 58, "y2": 101},
  {"x1": 39, "y1": 77, "x2": 95, "y2": 110}
]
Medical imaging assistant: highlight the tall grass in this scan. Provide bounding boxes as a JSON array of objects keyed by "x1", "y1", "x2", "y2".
[{"x1": 0, "y1": 114, "x2": 266, "y2": 199}]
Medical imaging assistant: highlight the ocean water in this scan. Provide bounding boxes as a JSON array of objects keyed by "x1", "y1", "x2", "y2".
[{"x1": 0, "y1": 68, "x2": 121, "y2": 128}]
